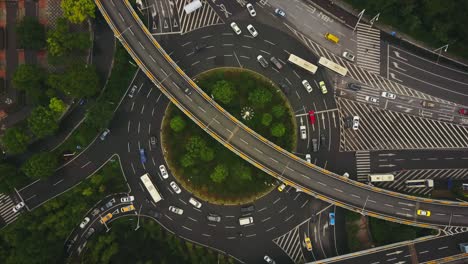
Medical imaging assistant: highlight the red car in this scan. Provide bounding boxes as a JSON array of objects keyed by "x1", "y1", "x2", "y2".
[
  {"x1": 459, "y1": 108, "x2": 468, "y2": 115},
  {"x1": 308, "y1": 110, "x2": 316, "y2": 124}
]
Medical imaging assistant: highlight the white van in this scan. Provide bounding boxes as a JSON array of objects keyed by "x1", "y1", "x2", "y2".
[
  {"x1": 405, "y1": 179, "x2": 434, "y2": 188},
  {"x1": 183, "y1": 0, "x2": 202, "y2": 14},
  {"x1": 239, "y1": 216, "x2": 253, "y2": 226}
]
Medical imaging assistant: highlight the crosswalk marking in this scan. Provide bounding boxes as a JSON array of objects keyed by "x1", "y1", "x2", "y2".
[
  {"x1": 355, "y1": 151, "x2": 371, "y2": 182},
  {"x1": 283, "y1": 23, "x2": 456, "y2": 105},
  {"x1": 176, "y1": 0, "x2": 223, "y2": 34},
  {"x1": 337, "y1": 98, "x2": 468, "y2": 151},
  {"x1": 356, "y1": 23, "x2": 381, "y2": 74},
  {"x1": 0, "y1": 193, "x2": 19, "y2": 227},
  {"x1": 272, "y1": 225, "x2": 305, "y2": 263}
]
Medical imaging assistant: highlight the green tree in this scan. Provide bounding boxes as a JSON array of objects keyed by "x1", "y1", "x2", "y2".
[
  {"x1": 16, "y1": 17, "x2": 45, "y2": 49},
  {"x1": 248, "y1": 87, "x2": 272, "y2": 107},
  {"x1": 170, "y1": 116, "x2": 186, "y2": 132},
  {"x1": 261, "y1": 113, "x2": 273, "y2": 126},
  {"x1": 199, "y1": 147, "x2": 214, "y2": 162},
  {"x1": 185, "y1": 136, "x2": 206, "y2": 158},
  {"x1": 85, "y1": 103, "x2": 114, "y2": 130},
  {"x1": 1, "y1": 127, "x2": 30, "y2": 154},
  {"x1": 12, "y1": 64, "x2": 46, "y2": 104},
  {"x1": 47, "y1": 18, "x2": 91, "y2": 57},
  {"x1": 21, "y1": 152, "x2": 58, "y2": 179},
  {"x1": 234, "y1": 163, "x2": 252, "y2": 181},
  {"x1": 181, "y1": 154, "x2": 195, "y2": 168},
  {"x1": 61, "y1": 0, "x2": 96, "y2": 24},
  {"x1": 272, "y1": 105, "x2": 286, "y2": 118},
  {"x1": 48, "y1": 63, "x2": 99, "y2": 98},
  {"x1": 0, "y1": 163, "x2": 25, "y2": 193},
  {"x1": 210, "y1": 164, "x2": 228, "y2": 183},
  {"x1": 28, "y1": 106, "x2": 58, "y2": 138},
  {"x1": 271, "y1": 123, "x2": 286, "y2": 137},
  {"x1": 49, "y1": 97, "x2": 66, "y2": 116},
  {"x1": 212, "y1": 80, "x2": 236, "y2": 104}
]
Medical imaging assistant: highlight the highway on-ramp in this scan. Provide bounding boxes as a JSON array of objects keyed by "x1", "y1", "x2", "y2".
[{"x1": 96, "y1": 0, "x2": 468, "y2": 228}]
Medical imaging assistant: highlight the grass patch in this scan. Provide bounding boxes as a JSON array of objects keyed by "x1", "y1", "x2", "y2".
[
  {"x1": 344, "y1": 211, "x2": 364, "y2": 253},
  {"x1": 369, "y1": 217, "x2": 436, "y2": 246},
  {"x1": 0, "y1": 157, "x2": 128, "y2": 263},
  {"x1": 80, "y1": 217, "x2": 234, "y2": 263},
  {"x1": 163, "y1": 68, "x2": 296, "y2": 204}
]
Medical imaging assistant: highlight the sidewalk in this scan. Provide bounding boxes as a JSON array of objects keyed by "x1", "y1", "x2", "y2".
[{"x1": 308, "y1": 0, "x2": 468, "y2": 71}]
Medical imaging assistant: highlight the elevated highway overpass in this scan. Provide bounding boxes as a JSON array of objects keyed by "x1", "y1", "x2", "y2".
[{"x1": 95, "y1": 0, "x2": 468, "y2": 228}]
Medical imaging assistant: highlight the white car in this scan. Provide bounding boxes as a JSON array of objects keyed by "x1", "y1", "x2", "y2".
[
  {"x1": 264, "y1": 255, "x2": 275, "y2": 264},
  {"x1": 169, "y1": 206, "x2": 183, "y2": 215},
  {"x1": 159, "y1": 165, "x2": 169, "y2": 179},
  {"x1": 352, "y1": 116, "x2": 360, "y2": 130},
  {"x1": 230, "y1": 22, "x2": 241, "y2": 35},
  {"x1": 365, "y1": 96, "x2": 379, "y2": 103},
  {"x1": 12, "y1": 202, "x2": 25, "y2": 213},
  {"x1": 300, "y1": 125, "x2": 307, "y2": 140},
  {"x1": 128, "y1": 85, "x2": 137, "y2": 98},
  {"x1": 79, "y1": 217, "x2": 90, "y2": 229},
  {"x1": 120, "y1": 196, "x2": 134, "y2": 203},
  {"x1": 189, "y1": 197, "x2": 202, "y2": 208},
  {"x1": 170, "y1": 181, "x2": 181, "y2": 194},
  {"x1": 302, "y1": 80, "x2": 313, "y2": 93},
  {"x1": 247, "y1": 24, "x2": 258, "y2": 37},
  {"x1": 246, "y1": 3, "x2": 256, "y2": 17},
  {"x1": 305, "y1": 154, "x2": 311, "y2": 163},
  {"x1": 381, "y1": 91, "x2": 396, "y2": 99},
  {"x1": 342, "y1": 51, "x2": 355, "y2": 62}
]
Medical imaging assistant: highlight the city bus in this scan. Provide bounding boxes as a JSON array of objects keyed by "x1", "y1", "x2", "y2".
[
  {"x1": 405, "y1": 179, "x2": 434, "y2": 188},
  {"x1": 288, "y1": 54, "x2": 318, "y2": 74},
  {"x1": 368, "y1": 173, "x2": 394, "y2": 182},
  {"x1": 318, "y1": 57, "x2": 348, "y2": 76},
  {"x1": 140, "y1": 173, "x2": 163, "y2": 203}
]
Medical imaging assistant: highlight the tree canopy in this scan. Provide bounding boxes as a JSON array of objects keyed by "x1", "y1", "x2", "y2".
[
  {"x1": 248, "y1": 87, "x2": 273, "y2": 107},
  {"x1": 61, "y1": 0, "x2": 96, "y2": 24},
  {"x1": 16, "y1": 17, "x2": 46, "y2": 50},
  {"x1": 12, "y1": 64, "x2": 47, "y2": 104},
  {"x1": 212, "y1": 80, "x2": 236, "y2": 105},
  {"x1": 21, "y1": 152, "x2": 58, "y2": 179},
  {"x1": 210, "y1": 164, "x2": 228, "y2": 183},
  {"x1": 170, "y1": 116, "x2": 186, "y2": 132},
  {"x1": 27, "y1": 106, "x2": 59, "y2": 139},
  {"x1": 1, "y1": 127, "x2": 30, "y2": 154},
  {"x1": 48, "y1": 63, "x2": 99, "y2": 98},
  {"x1": 47, "y1": 18, "x2": 91, "y2": 57}
]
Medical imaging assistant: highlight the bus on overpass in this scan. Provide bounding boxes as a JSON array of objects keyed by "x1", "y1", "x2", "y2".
[
  {"x1": 318, "y1": 56, "x2": 348, "y2": 76},
  {"x1": 288, "y1": 54, "x2": 318, "y2": 74},
  {"x1": 140, "y1": 173, "x2": 162, "y2": 203}
]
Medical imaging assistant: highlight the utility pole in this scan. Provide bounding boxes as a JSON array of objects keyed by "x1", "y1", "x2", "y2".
[
  {"x1": 353, "y1": 9, "x2": 365, "y2": 32},
  {"x1": 135, "y1": 204, "x2": 143, "y2": 231}
]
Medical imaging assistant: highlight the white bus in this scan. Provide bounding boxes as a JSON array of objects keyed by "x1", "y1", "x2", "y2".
[
  {"x1": 405, "y1": 179, "x2": 434, "y2": 188},
  {"x1": 318, "y1": 57, "x2": 348, "y2": 76},
  {"x1": 183, "y1": 0, "x2": 202, "y2": 14},
  {"x1": 288, "y1": 54, "x2": 318, "y2": 74},
  {"x1": 140, "y1": 173, "x2": 163, "y2": 203},
  {"x1": 368, "y1": 173, "x2": 394, "y2": 182}
]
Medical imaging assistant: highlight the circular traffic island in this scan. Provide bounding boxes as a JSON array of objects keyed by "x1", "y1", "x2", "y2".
[{"x1": 162, "y1": 68, "x2": 297, "y2": 204}]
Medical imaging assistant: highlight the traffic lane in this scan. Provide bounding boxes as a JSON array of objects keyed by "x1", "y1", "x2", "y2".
[
  {"x1": 333, "y1": 245, "x2": 412, "y2": 264},
  {"x1": 388, "y1": 65, "x2": 468, "y2": 101},
  {"x1": 415, "y1": 232, "x2": 468, "y2": 262},
  {"x1": 388, "y1": 45, "x2": 468, "y2": 85},
  {"x1": 101, "y1": 0, "x2": 468, "y2": 227}
]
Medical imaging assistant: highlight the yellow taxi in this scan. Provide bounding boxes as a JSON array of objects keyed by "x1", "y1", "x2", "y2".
[
  {"x1": 277, "y1": 183, "x2": 286, "y2": 192},
  {"x1": 417, "y1": 210, "x2": 431, "y2": 217},
  {"x1": 121, "y1": 204, "x2": 135, "y2": 213},
  {"x1": 100, "y1": 213, "x2": 113, "y2": 224},
  {"x1": 304, "y1": 237, "x2": 312, "y2": 251}
]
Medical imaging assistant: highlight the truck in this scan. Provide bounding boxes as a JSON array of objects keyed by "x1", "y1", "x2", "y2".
[{"x1": 183, "y1": 0, "x2": 202, "y2": 14}]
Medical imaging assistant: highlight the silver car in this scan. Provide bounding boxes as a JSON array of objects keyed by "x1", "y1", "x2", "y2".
[
  {"x1": 170, "y1": 181, "x2": 181, "y2": 194},
  {"x1": 169, "y1": 206, "x2": 183, "y2": 215},
  {"x1": 257, "y1": 55, "x2": 269, "y2": 68}
]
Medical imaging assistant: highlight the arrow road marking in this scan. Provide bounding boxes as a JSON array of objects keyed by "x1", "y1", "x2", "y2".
[
  {"x1": 392, "y1": 62, "x2": 406, "y2": 71},
  {"x1": 393, "y1": 51, "x2": 407, "y2": 61},
  {"x1": 389, "y1": 73, "x2": 403, "y2": 82}
]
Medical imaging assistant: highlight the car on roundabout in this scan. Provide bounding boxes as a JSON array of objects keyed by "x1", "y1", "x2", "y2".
[
  {"x1": 302, "y1": 80, "x2": 313, "y2": 93},
  {"x1": 246, "y1": 3, "x2": 256, "y2": 16},
  {"x1": 170, "y1": 181, "x2": 181, "y2": 194},
  {"x1": 230, "y1": 22, "x2": 241, "y2": 35},
  {"x1": 308, "y1": 110, "x2": 316, "y2": 124},
  {"x1": 304, "y1": 236, "x2": 312, "y2": 251},
  {"x1": 189, "y1": 197, "x2": 202, "y2": 208},
  {"x1": 319, "y1": 81, "x2": 328, "y2": 94},
  {"x1": 329, "y1": 212, "x2": 335, "y2": 225},
  {"x1": 159, "y1": 165, "x2": 169, "y2": 179},
  {"x1": 79, "y1": 217, "x2": 90, "y2": 229},
  {"x1": 247, "y1": 24, "x2": 258, "y2": 37},
  {"x1": 264, "y1": 255, "x2": 276, "y2": 264},
  {"x1": 257, "y1": 55, "x2": 269, "y2": 68},
  {"x1": 274, "y1": 8, "x2": 286, "y2": 17},
  {"x1": 121, "y1": 204, "x2": 135, "y2": 213},
  {"x1": 277, "y1": 183, "x2": 286, "y2": 192},
  {"x1": 12, "y1": 202, "x2": 25, "y2": 213},
  {"x1": 169, "y1": 206, "x2": 183, "y2": 215},
  {"x1": 417, "y1": 209, "x2": 431, "y2": 217},
  {"x1": 121, "y1": 196, "x2": 134, "y2": 203}
]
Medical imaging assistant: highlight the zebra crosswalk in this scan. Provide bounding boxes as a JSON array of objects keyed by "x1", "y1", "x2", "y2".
[
  {"x1": 337, "y1": 98, "x2": 468, "y2": 151},
  {"x1": 283, "y1": 23, "x2": 455, "y2": 105},
  {"x1": 355, "y1": 151, "x2": 371, "y2": 182},
  {"x1": 0, "y1": 193, "x2": 19, "y2": 227},
  {"x1": 176, "y1": 0, "x2": 223, "y2": 34},
  {"x1": 272, "y1": 226, "x2": 305, "y2": 263},
  {"x1": 356, "y1": 23, "x2": 381, "y2": 75}
]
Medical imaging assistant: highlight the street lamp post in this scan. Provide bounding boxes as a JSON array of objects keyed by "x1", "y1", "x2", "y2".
[
  {"x1": 135, "y1": 204, "x2": 143, "y2": 231},
  {"x1": 353, "y1": 9, "x2": 366, "y2": 32},
  {"x1": 434, "y1": 44, "x2": 449, "y2": 64},
  {"x1": 99, "y1": 214, "x2": 111, "y2": 232}
]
